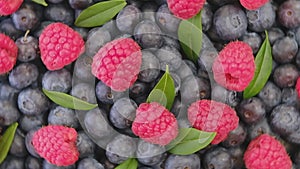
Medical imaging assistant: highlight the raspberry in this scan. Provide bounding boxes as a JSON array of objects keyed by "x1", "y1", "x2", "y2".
[
  {"x1": 39, "y1": 22, "x2": 85, "y2": 71},
  {"x1": 296, "y1": 76, "x2": 300, "y2": 98},
  {"x1": 131, "y1": 102, "x2": 178, "y2": 145},
  {"x1": 212, "y1": 41, "x2": 255, "y2": 91},
  {"x1": 0, "y1": 0, "x2": 23, "y2": 16},
  {"x1": 32, "y1": 125, "x2": 79, "y2": 166},
  {"x1": 244, "y1": 134, "x2": 292, "y2": 169},
  {"x1": 240, "y1": 0, "x2": 269, "y2": 10},
  {"x1": 0, "y1": 33, "x2": 18, "y2": 74},
  {"x1": 167, "y1": 0, "x2": 206, "y2": 19},
  {"x1": 91, "y1": 38, "x2": 142, "y2": 92},
  {"x1": 187, "y1": 99, "x2": 239, "y2": 144}
]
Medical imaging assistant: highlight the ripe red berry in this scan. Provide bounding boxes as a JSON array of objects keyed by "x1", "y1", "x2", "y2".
[
  {"x1": 132, "y1": 102, "x2": 178, "y2": 145},
  {"x1": 240, "y1": 0, "x2": 269, "y2": 10},
  {"x1": 32, "y1": 125, "x2": 79, "y2": 166},
  {"x1": 244, "y1": 134, "x2": 292, "y2": 169},
  {"x1": 91, "y1": 38, "x2": 142, "y2": 92},
  {"x1": 187, "y1": 99, "x2": 239, "y2": 144},
  {"x1": 39, "y1": 22, "x2": 85, "y2": 71},
  {"x1": 0, "y1": 33, "x2": 18, "y2": 74},
  {"x1": 212, "y1": 41, "x2": 255, "y2": 91},
  {"x1": 296, "y1": 76, "x2": 300, "y2": 98},
  {"x1": 0, "y1": 0, "x2": 23, "y2": 16},
  {"x1": 167, "y1": 0, "x2": 206, "y2": 19}
]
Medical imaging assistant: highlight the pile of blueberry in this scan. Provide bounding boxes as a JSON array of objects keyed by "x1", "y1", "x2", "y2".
[{"x1": 1, "y1": 0, "x2": 300, "y2": 168}]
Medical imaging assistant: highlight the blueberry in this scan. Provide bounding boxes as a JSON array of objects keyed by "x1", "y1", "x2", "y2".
[
  {"x1": 202, "y1": 4, "x2": 213, "y2": 32},
  {"x1": 15, "y1": 35, "x2": 39, "y2": 62},
  {"x1": 272, "y1": 36, "x2": 298, "y2": 63},
  {"x1": 44, "y1": 3, "x2": 74, "y2": 26},
  {"x1": 17, "y1": 88, "x2": 50, "y2": 116},
  {"x1": 47, "y1": 0, "x2": 64, "y2": 3},
  {"x1": 0, "y1": 83, "x2": 19, "y2": 100},
  {"x1": 25, "y1": 128, "x2": 41, "y2": 158},
  {"x1": 95, "y1": 81, "x2": 126, "y2": 105},
  {"x1": 155, "y1": 4, "x2": 180, "y2": 34},
  {"x1": 136, "y1": 140, "x2": 166, "y2": 166},
  {"x1": 134, "y1": 20, "x2": 163, "y2": 49},
  {"x1": 273, "y1": 64, "x2": 299, "y2": 88},
  {"x1": 258, "y1": 81, "x2": 282, "y2": 112},
  {"x1": 0, "y1": 99, "x2": 20, "y2": 126},
  {"x1": 71, "y1": 82, "x2": 97, "y2": 104},
  {"x1": 102, "y1": 20, "x2": 120, "y2": 39},
  {"x1": 246, "y1": 2, "x2": 275, "y2": 32},
  {"x1": 48, "y1": 106, "x2": 79, "y2": 128},
  {"x1": 270, "y1": 104, "x2": 300, "y2": 137},
  {"x1": 11, "y1": 2, "x2": 41, "y2": 31},
  {"x1": 84, "y1": 108, "x2": 116, "y2": 146},
  {"x1": 0, "y1": 155, "x2": 25, "y2": 169},
  {"x1": 73, "y1": 27, "x2": 89, "y2": 41},
  {"x1": 73, "y1": 54, "x2": 94, "y2": 82},
  {"x1": 203, "y1": 146, "x2": 233, "y2": 169},
  {"x1": 170, "y1": 96, "x2": 183, "y2": 117},
  {"x1": 138, "y1": 50, "x2": 160, "y2": 83},
  {"x1": 19, "y1": 114, "x2": 46, "y2": 133},
  {"x1": 213, "y1": 4, "x2": 247, "y2": 41},
  {"x1": 264, "y1": 27, "x2": 285, "y2": 45},
  {"x1": 221, "y1": 122, "x2": 247, "y2": 148},
  {"x1": 77, "y1": 157, "x2": 105, "y2": 169},
  {"x1": 85, "y1": 27, "x2": 111, "y2": 56},
  {"x1": 165, "y1": 154, "x2": 201, "y2": 169},
  {"x1": 211, "y1": 84, "x2": 241, "y2": 107},
  {"x1": 9, "y1": 63, "x2": 39, "y2": 90},
  {"x1": 155, "y1": 45, "x2": 182, "y2": 72},
  {"x1": 198, "y1": 46, "x2": 218, "y2": 72},
  {"x1": 116, "y1": 5, "x2": 142, "y2": 34},
  {"x1": 295, "y1": 26, "x2": 300, "y2": 46},
  {"x1": 42, "y1": 68, "x2": 72, "y2": 93},
  {"x1": 281, "y1": 87, "x2": 299, "y2": 106},
  {"x1": 109, "y1": 97, "x2": 137, "y2": 129},
  {"x1": 42, "y1": 160, "x2": 75, "y2": 169},
  {"x1": 181, "y1": 75, "x2": 211, "y2": 105},
  {"x1": 170, "y1": 72, "x2": 181, "y2": 94},
  {"x1": 9, "y1": 129, "x2": 27, "y2": 157},
  {"x1": 141, "y1": 2, "x2": 157, "y2": 22},
  {"x1": 105, "y1": 134, "x2": 137, "y2": 164},
  {"x1": 33, "y1": 21, "x2": 54, "y2": 38},
  {"x1": 68, "y1": 0, "x2": 93, "y2": 10},
  {"x1": 162, "y1": 35, "x2": 181, "y2": 50},
  {"x1": 237, "y1": 97, "x2": 266, "y2": 125},
  {"x1": 286, "y1": 127, "x2": 300, "y2": 145},
  {"x1": 228, "y1": 146, "x2": 245, "y2": 169},
  {"x1": 248, "y1": 119, "x2": 274, "y2": 140},
  {"x1": 76, "y1": 130, "x2": 96, "y2": 158},
  {"x1": 25, "y1": 156, "x2": 42, "y2": 169},
  {"x1": 0, "y1": 18, "x2": 23, "y2": 40},
  {"x1": 278, "y1": 0, "x2": 300, "y2": 28},
  {"x1": 132, "y1": 95, "x2": 148, "y2": 106},
  {"x1": 241, "y1": 31, "x2": 262, "y2": 54},
  {"x1": 175, "y1": 60, "x2": 197, "y2": 81}
]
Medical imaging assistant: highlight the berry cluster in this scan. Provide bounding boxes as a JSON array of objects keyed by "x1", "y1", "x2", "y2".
[{"x1": 0, "y1": 0, "x2": 300, "y2": 168}]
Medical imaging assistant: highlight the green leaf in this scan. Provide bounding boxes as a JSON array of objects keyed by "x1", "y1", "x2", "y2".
[
  {"x1": 243, "y1": 31, "x2": 272, "y2": 99},
  {"x1": 75, "y1": 0, "x2": 127, "y2": 27},
  {"x1": 146, "y1": 65, "x2": 175, "y2": 110},
  {"x1": 178, "y1": 11, "x2": 202, "y2": 63},
  {"x1": 166, "y1": 128, "x2": 216, "y2": 155},
  {"x1": 42, "y1": 89, "x2": 98, "y2": 110},
  {"x1": 0, "y1": 122, "x2": 18, "y2": 164},
  {"x1": 31, "y1": 0, "x2": 48, "y2": 6},
  {"x1": 115, "y1": 158, "x2": 138, "y2": 169}
]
